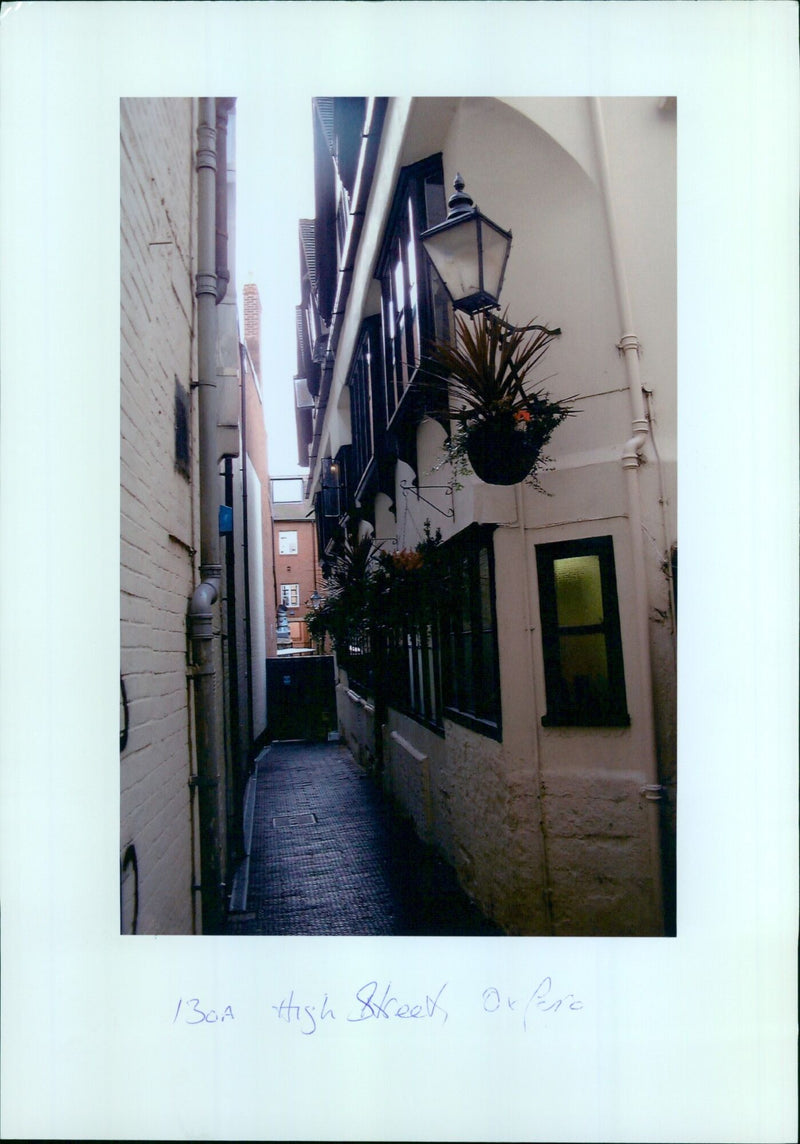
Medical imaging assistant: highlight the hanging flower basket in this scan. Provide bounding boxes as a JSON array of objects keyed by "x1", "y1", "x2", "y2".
[
  {"x1": 464, "y1": 412, "x2": 552, "y2": 486},
  {"x1": 427, "y1": 311, "x2": 576, "y2": 488}
]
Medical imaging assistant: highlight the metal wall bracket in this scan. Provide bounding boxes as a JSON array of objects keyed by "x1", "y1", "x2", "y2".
[
  {"x1": 399, "y1": 479, "x2": 455, "y2": 519},
  {"x1": 189, "y1": 774, "x2": 219, "y2": 790}
]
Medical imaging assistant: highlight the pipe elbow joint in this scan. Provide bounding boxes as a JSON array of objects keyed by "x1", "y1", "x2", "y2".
[
  {"x1": 622, "y1": 419, "x2": 650, "y2": 468},
  {"x1": 188, "y1": 569, "x2": 221, "y2": 639},
  {"x1": 190, "y1": 579, "x2": 218, "y2": 614},
  {"x1": 215, "y1": 268, "x2": 230, "y2": 304}
]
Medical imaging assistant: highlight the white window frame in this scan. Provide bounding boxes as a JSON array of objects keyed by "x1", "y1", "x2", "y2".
[{"x1": 280, "y1": 583, "x2": 301, "y2": 608}]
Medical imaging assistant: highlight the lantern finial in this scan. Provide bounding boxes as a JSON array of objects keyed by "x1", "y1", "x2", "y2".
[{"x1": 446, "y1": 173, "x2": 475, "y2": 219}]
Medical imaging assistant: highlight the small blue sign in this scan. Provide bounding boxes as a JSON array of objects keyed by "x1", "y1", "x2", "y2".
[{"x1": 218, "y1": 505, "x2": 233, "y2": 535}]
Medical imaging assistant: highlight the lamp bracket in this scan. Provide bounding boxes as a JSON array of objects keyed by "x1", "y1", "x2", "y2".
[
  {"x1": 399, "y1": 479, "x2": 455, "y2": 519},
  {"x1": 490, "y1": 314, "x2": 562, "y2": 338}
]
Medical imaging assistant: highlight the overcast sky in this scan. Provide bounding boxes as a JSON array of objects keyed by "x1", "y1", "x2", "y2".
[{"x1": 235, "y1": 95, "x2": 316, "y2": 479}]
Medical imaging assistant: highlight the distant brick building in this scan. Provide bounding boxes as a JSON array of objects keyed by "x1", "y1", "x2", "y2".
[{"x1": 271, "y1": 479, "x2": 323, "y2": 650}]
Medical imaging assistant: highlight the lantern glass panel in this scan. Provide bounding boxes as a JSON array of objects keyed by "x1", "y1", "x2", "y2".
[
  {"x1": 422, "y1": 215, "x2": 482, "y2": 306},
  {"x1": 478, "y1": 218, "x2": 512, "y2": 306}
]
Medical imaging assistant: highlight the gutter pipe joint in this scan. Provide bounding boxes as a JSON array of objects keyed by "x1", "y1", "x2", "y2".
[
  {"x1": 622, "y1": 418, "x2": 650, "y2": 467},
  {"x1": 188, "y1": 566, "x2": 222, "y2": 641}
]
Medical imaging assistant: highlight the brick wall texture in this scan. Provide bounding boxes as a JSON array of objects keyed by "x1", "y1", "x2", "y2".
[
  {"x1": 242, "y1": 283, "x2": 262, "y2": 382},
  {"x1": 120, "y1": 99, "x2": 198, "y2": 935}
]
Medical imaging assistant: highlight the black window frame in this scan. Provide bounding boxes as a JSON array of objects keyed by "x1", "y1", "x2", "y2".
[
  {"x1": 383, "y1": 617, "x2": 445, "y2": 737},
  {"x1": 375, "y1": 153, "x2": 449, "y2": 431},
  {"x1": 347, "y1": 316, "x2": 386, "y2": 500},
  {"x1": 536, "y1": 535, "x2": 630, "y2": 728},
  {"x1": 441, "y1": 525, "x2": 502, "y2": 740}
]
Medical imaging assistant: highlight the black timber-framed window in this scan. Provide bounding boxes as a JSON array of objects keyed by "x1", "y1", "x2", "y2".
[
  {"x1": 376, "y1": 153, "x2": 450, "y2": 426},
  {"x1": 441, "y1": 525, "x2": 502, "y2": 739},
  {"x1": 315, "y1": 453, "x2": 348, "y2": 558},
  {"x1": 383, "y1": 614, "x2": 444, "y2": 735},
  {"x1": 536, "y1": 535, "x2": 630, "y2": 727},
  {"x1": 348, "y1": 316, "x2": 385, "y2": 497},
  {"x1": 346, "y1": 526, "x2": 500, "y2": 739}
]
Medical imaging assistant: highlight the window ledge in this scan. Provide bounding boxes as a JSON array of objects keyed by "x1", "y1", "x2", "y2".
[
  {"x1": 444, "y1": 707, "x2": 502, "y2": 742},
  {"x1": 541, "y1": 713, "x2": 631, "y2": 729},
  {"x1": 386, "y1": 702, "x2": 445, "y2": 739}
]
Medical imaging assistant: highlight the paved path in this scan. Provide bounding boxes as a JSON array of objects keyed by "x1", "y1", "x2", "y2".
[{"x1": 225, "y1": 739, "x2": 501, "y2": 936}]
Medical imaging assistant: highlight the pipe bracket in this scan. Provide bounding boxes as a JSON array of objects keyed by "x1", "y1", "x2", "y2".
[
  {"x1": 189, "y1": 774, "x2": 218, "y2": 790},
  {"x1": 641, "y1": 784, "x2": 665, "y2": 801},
  {"x1": 616, "y1": 334, "x2": 641, "y2": 356},
  {"x1": 195, "y1": 271, "x2": 218, "y2": 299}
]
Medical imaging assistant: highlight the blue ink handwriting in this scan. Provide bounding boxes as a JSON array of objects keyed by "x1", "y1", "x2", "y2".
[
  {"x1": 174, "y1": 978, "x2": 585, "y2": 1033},
  {"x1": 173, "y1": 998, "x2": 234, "y2": 1025},
  {"x1": 272, "y1": 989, "x2": 336, "y2": 1036},
  {"x1": 482, "y1": 979, "x2": 584, "y2": 1030},
  {"x1": 347, "y1": 980, "x2": 448, "y2": 1026}
]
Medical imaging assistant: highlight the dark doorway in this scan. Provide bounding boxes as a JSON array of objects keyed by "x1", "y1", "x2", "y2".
[{"x1": 266, "y1": 655, "x2": 337, "y2": 742}]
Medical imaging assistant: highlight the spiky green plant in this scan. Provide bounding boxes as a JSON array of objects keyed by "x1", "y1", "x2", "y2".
[
  {"x1": 426, "y1": 310, "x2": 575, "y2": 486},
  {"x1": 428, "y1": 310, "x2": 564, "y2": 425},
  {"x1": 305, "y1": 524, "x2": 378, "y2": 653}
]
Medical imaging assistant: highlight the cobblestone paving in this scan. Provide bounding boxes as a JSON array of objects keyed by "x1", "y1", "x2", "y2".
[{"x1": 225, "y1": 740, "x2": 502, "y2": 936}]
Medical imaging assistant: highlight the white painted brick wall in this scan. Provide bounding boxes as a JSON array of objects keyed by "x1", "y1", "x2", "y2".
[
  {"x1": 379, "y1": 709, "x2": 660, "y2": 936},
  {"x1": 120, "y1": 99, "x2": 198, "y2": 935}
]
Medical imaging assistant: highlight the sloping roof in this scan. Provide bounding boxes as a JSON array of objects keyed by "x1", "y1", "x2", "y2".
[
  {"x1": 295, "y1": 304, "x2": 309, "y2": 372},
  {"x1": 314, "y1": 98, "x2": 335, "y2": 156},
  {"x1": 299, "y1": 218, "x2": 317, "y2": 292},
  {"x1": 272, "y1": 499, "x2": 314, "y2": 523},
  {"x1": 294, "y1": 376, "x2": 313, "y2": 409}
]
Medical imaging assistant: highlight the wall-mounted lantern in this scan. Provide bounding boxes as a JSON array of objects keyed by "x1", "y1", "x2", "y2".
[{"x1": 420, "y1": 173, "x2": 512, "y2": 316}]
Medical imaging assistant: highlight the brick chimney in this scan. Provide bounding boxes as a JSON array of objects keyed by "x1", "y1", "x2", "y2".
[{"x1": 243, "y1": 282, "x2": 262, "y2": 381}]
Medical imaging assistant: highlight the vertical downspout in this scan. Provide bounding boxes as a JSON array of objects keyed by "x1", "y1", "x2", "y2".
[
  {"x1": 590, "y1": 97, "x2": 665, "y2": 933},
  {"x1": 215, "y1": 98, "x2": 234, "y2": 304},
  {"x1": 238, "y1": 339, "x2": 255, "y2": 755},
  {"x1": 224, "y1": 455, "x2": 245, "y2": 860},
  {"x1": 188, "y1": 97, "x2": 224, "y2": 934},
  {"x1": 514, "y1": 484, "x2": 554, "y2": 933}
]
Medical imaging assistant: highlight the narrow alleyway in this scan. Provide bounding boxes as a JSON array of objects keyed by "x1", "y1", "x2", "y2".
[{"x1": 225, "y1": 739, "x2": 502, "y2": 936}]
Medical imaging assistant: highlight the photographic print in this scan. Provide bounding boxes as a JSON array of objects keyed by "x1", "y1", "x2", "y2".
[
  {"x1": 120, "y1": 95, "x2": 677, "y2": 938},
  {"x1": 3, "y1": 4, "x2": 796, "y2": 1142}
]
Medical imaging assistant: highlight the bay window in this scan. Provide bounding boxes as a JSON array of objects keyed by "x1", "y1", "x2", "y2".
[{"x1": 376, "y1": 154, "x2": 449, "y2": 424}]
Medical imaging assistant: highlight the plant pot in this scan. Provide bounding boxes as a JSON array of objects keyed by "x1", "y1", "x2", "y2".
[{"x1": 465, "y1": 419, "x2": 545, "y2": 485}]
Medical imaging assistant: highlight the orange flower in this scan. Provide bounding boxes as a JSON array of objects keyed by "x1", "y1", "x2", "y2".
[
  {"x1": 514, "y1": 408, "x2": 532, "y2": 422},
  {"x1": 391, "y1": 549, "x2": 424, "y2": 571}
]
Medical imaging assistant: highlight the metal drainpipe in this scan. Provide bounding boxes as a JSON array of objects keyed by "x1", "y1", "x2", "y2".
[
  {"x1": 215, "y1": 98, "x2": 235, "y2": 304},
  {"x1": 589, "y1": 96, "x2": 665, "y2": 933},
  {"x1": 223, "y1": 455, "x2": 245, "y2": 861},
  {"x1": 238, "y1": 339, "x2": 255, "y2": 755},
  {"x1": 188, "y1": 97, "x2": 224, "y2": 934},
  {"x1": 514, "y1": 483, "x2": 554, "y2": 933}
]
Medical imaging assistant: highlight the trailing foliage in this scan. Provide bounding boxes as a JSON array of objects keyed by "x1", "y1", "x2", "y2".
[
  {"x1": 305, "y1": 522, "x2": 447, "y2": 661},
  {"x1": 371, "y1": 522, "x2": 446, "y2": 632},
  {"x1": 305, "y1": 524, "x2": 377, "y2": 654},
  {"x1": 426, "y1": 310, "x2": 576, "y2": 486}
]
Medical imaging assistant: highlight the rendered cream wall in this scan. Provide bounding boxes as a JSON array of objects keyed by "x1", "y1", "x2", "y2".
[{"x1": 331, "y1": 97, "x2": 675, "y2": 934}]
